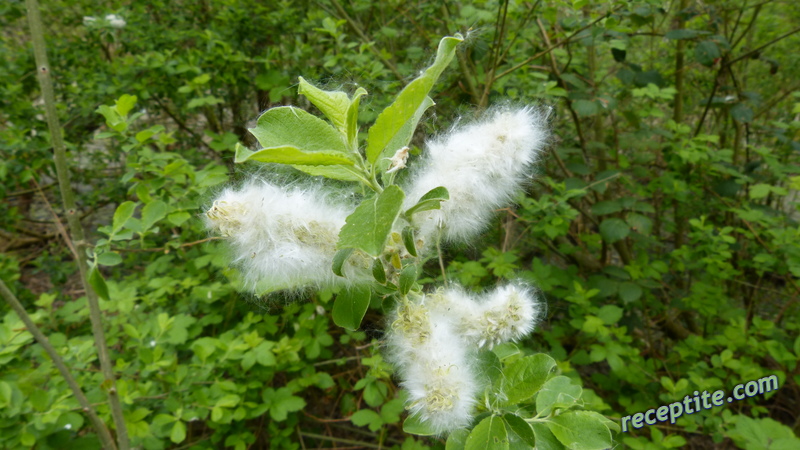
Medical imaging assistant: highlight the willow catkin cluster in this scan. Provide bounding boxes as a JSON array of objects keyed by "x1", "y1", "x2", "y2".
[
  {"x1": 403, "y1": 106, "x2": 549, "y2": 246},
  {"x1": 386, "y1": 283, "x2": 541, "y2": 434},
  {"x1": 205, "y1": 181, "x2": 369, "y2": 293}
]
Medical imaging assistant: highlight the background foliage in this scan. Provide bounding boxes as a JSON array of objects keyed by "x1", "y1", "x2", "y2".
[{"x1": 2, "y1": 0, "x2": 799, "y2": 448}]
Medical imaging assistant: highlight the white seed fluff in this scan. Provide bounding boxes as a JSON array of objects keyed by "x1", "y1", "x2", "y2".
[
  {"x1": 205, "y1": 180, "x2": 368, "y2": 293},
  {"x1": 404, "y1": 107, "x2": 549, "y2": 244},
  {"x1": 428, "y1": 283, "x2": 541, "y2": 350},
  {"x1": 386, "y1": 296, "x2": 479, "y2": 435}
]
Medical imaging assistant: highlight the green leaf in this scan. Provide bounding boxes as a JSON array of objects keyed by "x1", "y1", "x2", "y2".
[
  {"x1": 292, "y1": 164, "x2": 364, "y2": 182},
  {"x1": 168, "y1": 211, "x2": 191, "y2": 226},
  {"x1": 372, "y1": 258, "x2": 386, "y2": 284},
  {"x1": 501, "y1": 354, "x2": 557, "y2": 405},
  {"x1": 532, "y1": 423, "x2": 565, "y2": 450},
  {"x1": 215, "y1": 394, "x2": 241, "y2": 408},
  {"x1": 590, "y1": 200, "x2": 622, "y2": 215},
  {"x1": 403, "y1": 413, "x2": 438, "y2": 436},
  {"x1": 405, "y1": 186, "x2": 450, "y2": 218},
  {"x1": 446, "y1": 429, "x2": 470, "y2": 449},
  {"x1": 398, "y1": 264, "x2": 417, "y2": 295},
  {"x1": 96, "y1": 104, "x2": 125, "y2": 132},
  {"x1": 536, "y1": 376, "x2": 582, "y2": 415},
  {"x1": 351, "y1": 409, "x2": 383, "y2": 431},
  {"x1": 402, "y1": 226, "x2": 418, "y2": 257},
  {"x1": 170, "y1": 421, "x2": 186, "y2": 443},
  {"x1": 346, "y1": 87, "x2": 368, "y2": 147},
  {"x1": 115, "y1": 94, "x2": 137, "y2": 117},
  {"x1": 573, "y1": 99, "x2": 599, "y2": 117},
  {"x1": 332, "y1": 285, "x2": 371, "y2": 330},
  {"x1": 597, "y1": 305, "x2": 623, "y2": 324},
  {"x1": 337, "y1": 185, "x2": 405, "y2": 256},
  {"x1": 141, "y1": 200, "x2": 167, "y2": 231},
  {"x1": 547, "y1": 411, "x2": 613, "y2": 450},
  {"x1": 112, "y1": 201, "x2": 136, "y2": 234},
  {"x1": 599, "y1": 218, "x2": 630, "y2": 243},
  {"x1": 503, "y1": 414, "x2": 537, "y2": 448},
  {"x1": 465, "y1": 415, "x2": 509, "y2": 450},
  {"x1": 619, "y1": 282, "x2": 643, "y2": 303},
  {"x1": 366, "y1": 34, "x2": 463, "y2": 163},
  {"x1": 263, "y1": 387, "x2": 306, "y2": 422},
  {"x1": 298, "y1": 77, "x2": 351, "y2": 132},
  {"x1": 88, "y1": 265, "x2": 110, "y2": 300},
  {"x1": 749, "y1": 183, "x2": 772, "y2": 199},
  {"x1": 0, "y1": 381, "x2": 11, "y2": 408},
  {"x1": 242, "y1": 106, "x2": 353, "y2": 166},
  {"x1": 379, "y1": 96, "x2": 435, "y2": 171},
  {"x1": 695, "y1": 40, "x2": 721, "y2": 66},
  {"x1": 96, "y1": 251, "x2": 123, "y2": 266},
  {"x1": 235, "y1": 143, "x2": 354, "y2": 166},
  {"x1": 332, "y1": 248, "x2": 355, "y2": 277},
  {"x1": 255, "y1": 342, "x2": 276, "y2": 366}
]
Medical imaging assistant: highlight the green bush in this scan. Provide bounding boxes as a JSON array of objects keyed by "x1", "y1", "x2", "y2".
[{"x1": 2, "y1": 0, "x2": 799, "y2": 449}]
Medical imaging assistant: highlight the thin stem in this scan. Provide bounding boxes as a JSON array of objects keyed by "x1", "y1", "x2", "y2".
[
  {"x1": 25, "y1": 1, "x2": 130, "y2": 448},
  {"x1": 494, "y1": 6, "x2": 621, "y2": 81},
  {"x1": 0, "y1": 280, "x2": 118, "y2": 450}
]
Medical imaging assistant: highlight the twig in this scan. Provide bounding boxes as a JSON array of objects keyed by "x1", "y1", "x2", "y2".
[
  {"x1": 494, "y1": 6, "x2": 622, "y2": 81},
  {"x1": 25, "y1": 1, "x2": 130, "y2": 447},
  {"x1": 299, "y1": 432, "x2": 383, "y2": 449}
]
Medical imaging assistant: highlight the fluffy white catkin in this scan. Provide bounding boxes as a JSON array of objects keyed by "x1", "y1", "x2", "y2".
[
  {"x1": 386, "y1": 297, "x2": 479, "y2": 435},
  {"x1": 428, "y1": 283, "x2": 541, "y2": 350},
  {"x1": 403, "y1": 106, "x2": 549, "y2": 245},
  {"x1": 205, "y1": 180, "x2": 368, "y2": 293}
]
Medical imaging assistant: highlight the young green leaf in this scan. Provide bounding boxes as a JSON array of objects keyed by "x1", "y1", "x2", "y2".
[
  {"x1": 366, "y1": 34, "x2": 463, "y2": 164},
  {"x1": 298, "y1": 77, "x2": 351, "y2": 132},
  {"x1": 346, "y1": 87, "x2": 368, "y2": 148},
  {"x1": 398, "y1": 264, "x2": 417, "y2": 295},
  {"x1": 405, "y1": 186, "x2": 450, "y2": 218},
  {"x1": 372, "y1": 258, "x2": 386, "y2": 284},
  {"x1": 88, "y1": 264, "x2": 110, "y2": 301},
  {"x1": 96, "y1": 251, "x2": 123, "y2": 267},
  {"x1": 244, "y1": 106, "x2": 352, "y2": 166},
  {"x1": 337, "y1": 185, "x2": 405, "y2": 256},
  {"x1": 377, "y1": 96, "x2": 435, "y2": 174},
  {"x1": 112, "y1": 201, "x2": 136, "y2": 234},
  {"x1": 401, "y1": 226, "x2": 417, "y2": 257},
  {"x1": 332, "y1": 285, "x2": 371, "y2": 330},
  {"x1": 235, "y1": 143, "x2": 354, "y2": 166},
  {"x1": 291, "y1": 164, "x2": 366, "y2": 182},
  {"x1": 332, "y1": 248, "x2": 355, "y2": 277}
]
